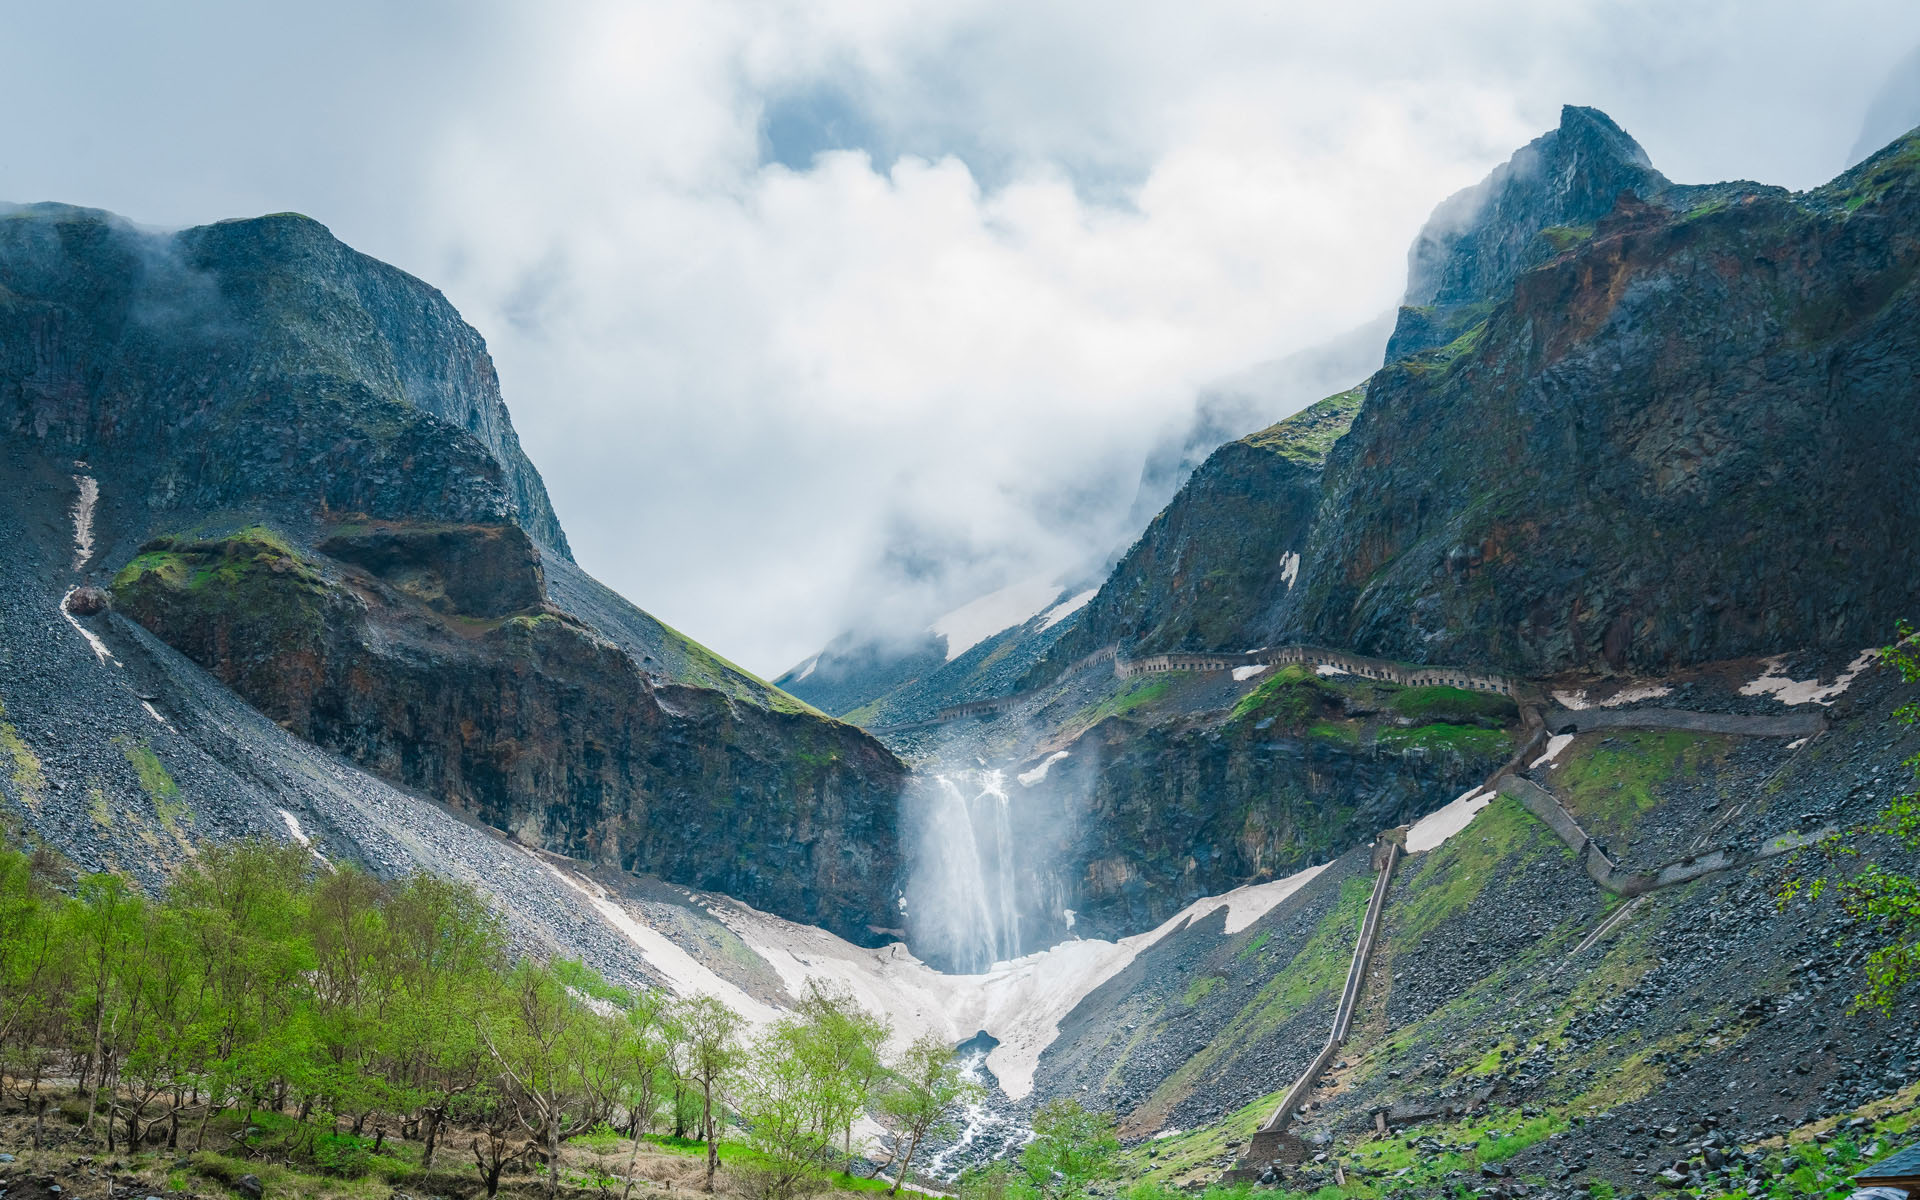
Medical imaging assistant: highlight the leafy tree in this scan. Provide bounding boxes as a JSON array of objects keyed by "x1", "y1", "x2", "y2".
[
  {"x1": 880, "y1": 1034, "x2": 981, "y2": 1196},
  {"x1": 1783, "y1": 624, "x2": 1920, "y2": 1012},
  {"x1": 794, "y1": 981, "x2": 891, "y2": 1174},
  {"x1": 680, "y1": 993, "x2": 744, "y2": 1192},
  {"x1": 1018, "y1": 1099, "x2": 1117, "y2": 1200},
  {"x1": 736, "y1": 1018, "x2": 836, "y2": 1200},
  {"x1": 479, "y1": 962, "x2": 592, "y2": 1200}
]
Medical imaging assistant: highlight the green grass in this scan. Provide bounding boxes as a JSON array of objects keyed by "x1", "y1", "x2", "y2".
[
  {"x1": 1375, "y1": 722, "x2": 1511, "y2": 758},
  {"x1": 1396, "y1": 795, "x2": 1562, "y2": 943},
  {"x1": 1184, "y1": 975, "x2": 1224, "y2": 1005},
  {"x1": 116, "y1": 737, "x2": 190, "y2": 829},
  {"x1": 1136, "y1": 874, "x2": 1374, "y2": 1120},
  {"x1": 1241, "y1": 386, "x2": 1366, "y2": 466},
  {"x1": 1230, "y1": 665, "x2": 1319, "y2": 725},
  {"x1": 1082, "y1": 677, "x2": 1178, "y2": 726},
  {"x1": 1536, "y1": 224, "x2": 1595, "y2": 251},
  {"x1": 0, "y1": 698, "x2": 46, "y2": 805},
  {"x1": 1308, "y1": 719, "x2": 1362, "y2": 745},
  {"x1": 1556, "y1": 730, "x2": 1724, "y2": 832},
  {"x1": 1387, "y1": 686, "x2": 1517, "y2": 726}
]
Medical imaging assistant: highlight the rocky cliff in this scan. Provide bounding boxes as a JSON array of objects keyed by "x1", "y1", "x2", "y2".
[
  {"x1": 1021, "y1": 113, "x2": 1920, "y2": 685},
  {"x1": 1282, "y1": 127, "x2": 1920, "y2": 674},
  {"x1": 0, "y1": 202, "x2": 906, "y2": 941}
]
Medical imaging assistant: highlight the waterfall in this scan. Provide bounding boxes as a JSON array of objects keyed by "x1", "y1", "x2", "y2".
[{"x1": 902, "y1": 768, "x2": 1025, "y2": 972}]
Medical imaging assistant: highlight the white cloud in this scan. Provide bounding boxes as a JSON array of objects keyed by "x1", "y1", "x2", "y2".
[{"x1": 3, "y1": 0, "x2": 1918, "y2": 672}]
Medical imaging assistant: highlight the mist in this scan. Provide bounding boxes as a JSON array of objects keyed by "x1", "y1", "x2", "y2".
[{"x1": 3, "y1": 1, "x2": 1916, "y2": 673}]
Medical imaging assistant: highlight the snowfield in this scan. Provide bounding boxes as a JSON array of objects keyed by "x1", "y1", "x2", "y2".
[{"x1": 556, "y1": 859, "x2": 1328, "y2": 1101}]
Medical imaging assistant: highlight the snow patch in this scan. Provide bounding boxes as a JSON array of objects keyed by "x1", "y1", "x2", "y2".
[
  {"x1": 141, "y1": 701, "x2": 169, "y2": 727},
  {"x1": 1017, "y1": 751, "x2": 1070, "y2": 786},
  {"x1": 1406, "y1": 787, "x2": 1493, "y2": 853},
  {"x1": 1314, "y1": 664, "x2": 1349, "y2": 677},
  {"x1": 59, "y1": 588, "x2": 118, "y2": 667},
  {"x1": 1740, "y1": 650, "x2": 1878, "y2": 706},
  {"x1": 1279, "y1": 551, "x2": 1300, "y2": 590},
  {"x1": 1038, "y1": 589, "x2": 1097, "y2": 632},
  {"x1": 1530, "y1": 733, "x2": 1574, "y2": 769},
  {"x1": 70, "y1": 474, "x2": 98, "y2": 571},
  {"x1": 794, "y1": 656, "x2": 818, "y2": 682},
  {"x1": 930, "y1": 574, "x2": 1064, "y2": 660},
  {"x1": 713, "y1": 862, "x2": 1327, "y2": 1101},
  {"x1": 277, "y1": 808, "x2": 331, "y2": 867},
  {"x1": 532, "y1": 853, "x2": 779, "y2": 1024},
  {"x1": 1232, "y1": 664, "x2": 1269, "y2": 682},
  {"x1": 1553, "y1": 684, "x2": 1673, "y2": 709}
]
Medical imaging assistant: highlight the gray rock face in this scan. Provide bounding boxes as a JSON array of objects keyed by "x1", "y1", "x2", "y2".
[{"x1": 0, "y1": 202, "x2": 570, "y2": 558}]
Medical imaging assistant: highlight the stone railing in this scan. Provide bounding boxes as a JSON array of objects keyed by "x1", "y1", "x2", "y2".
[
  {"x1": 1115, "y1": 643, "x2": 1521, "y2": 696},
  {"x1": 1232, "y1": 837, "x2": 1402, "y2": 1176},
  {"x1": 1497, "y1": 776, "x2": 1835, "y2": 897}
]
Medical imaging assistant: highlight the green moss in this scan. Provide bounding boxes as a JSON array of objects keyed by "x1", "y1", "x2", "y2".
[
  {"x1": 1813, "y1": 133, "x2": 1920, "y2": 215},
  {"x1": 1308, "y1": 719, "x2": 1361, "y2": 745},
  {"x1": 87, "y1": 786, "x2": 111, "y2": 828},
  {"x1": 1375, "y1": 722, "x2": 1511, "y2": 758},
  {"x1": 1241, "y1": 386, "x2": 1366, "y2": 466},
  {"x1": 1184, "y1": 975, "x2": 1224, "y2": 1005}
]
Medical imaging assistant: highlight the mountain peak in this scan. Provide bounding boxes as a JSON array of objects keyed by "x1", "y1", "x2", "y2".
[
  {"x1": 1389, "y1": 105, "x2": 1668, "y2": 358},
  {"x1": 1403, "y1": 105, "x2": 1666, "y2": 310}
]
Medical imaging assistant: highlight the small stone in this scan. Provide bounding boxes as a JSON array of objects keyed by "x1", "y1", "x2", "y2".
[{"x1": 235, "y1": 1176, "x2": 263, "y2": 1200}]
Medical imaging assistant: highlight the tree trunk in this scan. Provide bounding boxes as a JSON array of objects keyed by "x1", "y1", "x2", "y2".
[
  {"x1": 620, "y1": 1122, "x2": 648, "y2": 1200},
  {"x1": 889, "y1": 1132, "x2": 922, "y2": 1197},
  {"x1": 547, "y1": 1103, "x2": 562, "y2": 1200},
  {"x1": 702, "y1": 1080, "x2": 717, "y2": 1192},
  {"x1": 421, "y1": 1108, "x2": 442, "y2": 1168}
]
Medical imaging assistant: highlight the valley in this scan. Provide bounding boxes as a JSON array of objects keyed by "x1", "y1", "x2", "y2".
[{"x1": 1, "y1": 101, "x2": 1919, "y2": 1200}]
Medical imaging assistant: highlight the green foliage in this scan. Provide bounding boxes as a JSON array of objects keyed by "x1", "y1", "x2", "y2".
[
  {"x1": 1019, "y1": 1099, "x2": 1118, "y2": 1200},
  {"x1": 1780, "y1": 623, "x2": 1920, "y2": 1012}
]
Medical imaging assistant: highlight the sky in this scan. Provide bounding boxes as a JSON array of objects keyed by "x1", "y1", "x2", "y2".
[{"x1": 3, "y1": 1, "x2": 1918, "y2": 675}]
